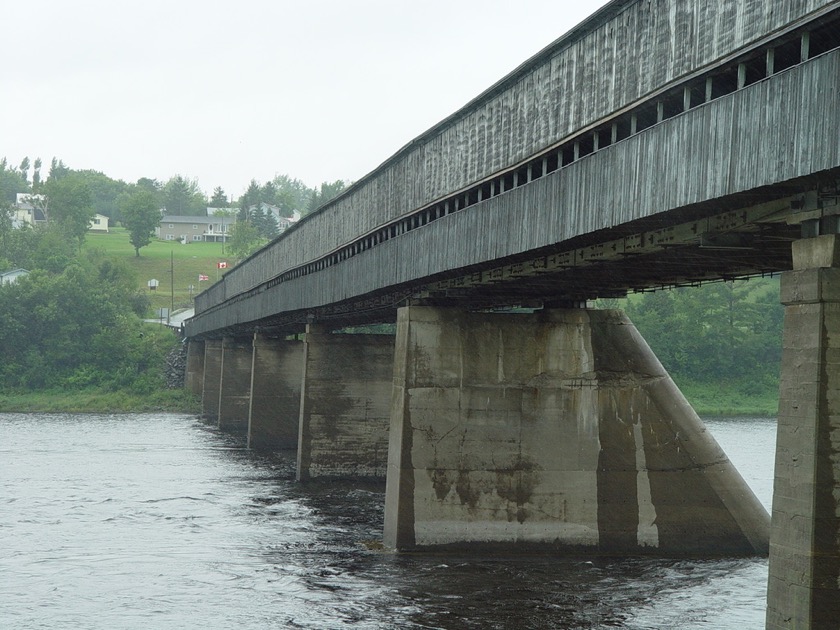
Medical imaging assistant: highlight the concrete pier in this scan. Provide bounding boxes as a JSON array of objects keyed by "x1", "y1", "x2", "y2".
[
  {"x1": 297, "y1": 326, "x2": 394, "y2": 480},
  {"x1": 248, "y1": 335, "x2": 303, "y2": 450},
  {"x1": 201, "y1": 339, "x2": 223, "y2": 423},
  {"x1": 766, "y1": 235, "x2": 840, "y2": 629},
  {"x1": 218, "y1": 337, "x2": 252, "y2": 431},
  {"x1": 383, "y1": 306, "x2": 769, "y2": 554},
  {"x1": 185, "y1": 339, "x2": 205, "y2": 397}
]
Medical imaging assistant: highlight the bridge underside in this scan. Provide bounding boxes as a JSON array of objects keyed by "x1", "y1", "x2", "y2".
[{"x1": 202, "y1": 177, "x2": 822, "y2": 339}]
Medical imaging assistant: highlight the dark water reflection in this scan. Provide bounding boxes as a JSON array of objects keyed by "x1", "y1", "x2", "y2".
[{"x1": 0, "y1": 413, "x2": 774, "y2": 629}]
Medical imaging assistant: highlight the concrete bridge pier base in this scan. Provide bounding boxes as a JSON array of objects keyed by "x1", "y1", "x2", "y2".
[
  {"x1": 201, "y1": 339, "x2": 223, "y2": 423},
  {"x1": 296, "y1": 325, "x2": 394, "y2": 480},
  {"x1": 383, "y1": 306, "x2": 769, "y2": 553},
  {"x1": 217, "y1": 337, "x2": 252, "y2": 432},
  {"x1": 247, "y1": 334, "x2": 303, "y2": 450},
  {"x1": 185, "y1": 339, "x2": 205, "y2": 397},
  {"x1": 767, "y1": 235, "x2": 840, "y2": 629}
]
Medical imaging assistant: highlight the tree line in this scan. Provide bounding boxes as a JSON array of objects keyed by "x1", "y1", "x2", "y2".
[
  {"x1": 0, "y1": 156, "x2": 349, "y2": 259},
  {"x1": 600, "y1": 277, "x2": 783, "y2": 394},
  {"x1": 0, "y1": 156, "x2": 351, "y2": 393},
  {"x1": 0, "y1": 235, "x2": 175, "y2": 393}
]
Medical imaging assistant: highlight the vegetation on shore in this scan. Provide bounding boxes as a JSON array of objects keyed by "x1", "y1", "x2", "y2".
[
  {"x1": 600, "y1": 276, "x2": 782, "y2": 417},
  {"x1": 0, "y1": 388, "x2": 200, "y2": 414},
  {"x1": 0, "y1": 157, "x2": 783, "y2": 417},
  {"x1": 676, "y1": 379, "x2": 778, "y2": 417},
  {"x1": 0, "y1": 378, "x2": 775, "y2": 417}
]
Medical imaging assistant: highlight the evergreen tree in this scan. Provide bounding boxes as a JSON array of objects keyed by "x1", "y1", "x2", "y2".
[
  {"x1": 32, "y1": 158, "x2": 42, "y2": 193},
  {"x1": 49, "y1": 158, "x2": 70, "y2": 181},
  {"x1": 237, "y1": 180, "x2": 261, "y2": 221},
  {"x1": 306, "y1": 179, "x2": 347, "y2": 214},
  {"x1": 210, "y1": 186, "x2": 228, "y2": 207},
  {"x1": 162, "y1": 175, "x2": 206, "y2": 215}
]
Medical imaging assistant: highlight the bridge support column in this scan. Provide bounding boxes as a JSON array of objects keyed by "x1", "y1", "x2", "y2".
[
  {"x1": 185, "y1": 339, "x2": 205, "y2": 397},
  {"x1": 384, "y1": 306, "x2": 769, "y2": 553},
  {"x1": 201, "y1": 339, "x2": 223, "y2": 423},
  {"x1": 297, "y1": 325, "x2": 394, "y2": 480},
  {"x1": 247, "y1": 334, "x2": 303, "y2": 450},
  {"x1": 218, "y1": 337, "x2": 252, "y2": 432},
  {"x1": 767, "y1": 235, "x2": 840, "y2": 629}
]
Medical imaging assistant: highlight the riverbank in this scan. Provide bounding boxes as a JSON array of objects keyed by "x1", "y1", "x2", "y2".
[
  {"x1": 677, "y1": 379, "x2": 779, "y2": 417},
  {"x1": 0, "y1": 381, "x2": 777, "y2": 417},
  {"x1": 0, "y1": 388, "x2": 200, "y2": 414}
]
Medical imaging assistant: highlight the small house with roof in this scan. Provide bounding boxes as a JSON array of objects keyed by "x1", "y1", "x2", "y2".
[{"x1": 0, "y1": 268, "x2": 30, "y2": 285}]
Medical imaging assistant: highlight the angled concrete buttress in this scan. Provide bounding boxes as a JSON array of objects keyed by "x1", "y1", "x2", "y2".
[
  {"x1": 217, "y1": 337, "x2": 252, "y2": 432},
  {"x1": 247, "y1": 334, "x2": 303, "y2": 450},
  {"x1": 296, "y1": 325, "x2": 394, "y2": 480},
  {"x1": 185, "y1": 339, "x2": 205, "y2": 397},
  {"x1": 766, "y1": 235, "x2": 840, "y2": 630},
  {"x1": 383, "y1": 306, "x2": 770, "y2": 554},
  {"x1": 201, "y1": 339, "x2": 223, "y2": 423}
]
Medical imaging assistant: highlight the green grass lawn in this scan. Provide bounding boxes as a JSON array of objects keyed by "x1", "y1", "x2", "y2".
[{"x1": 84, "y1": 228, "x2": 232, "y2": 313}]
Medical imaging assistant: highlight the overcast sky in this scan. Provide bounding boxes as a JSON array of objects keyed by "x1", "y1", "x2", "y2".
[{"x1": 2, "y1": 1, "x2": 611, "y2": 200}]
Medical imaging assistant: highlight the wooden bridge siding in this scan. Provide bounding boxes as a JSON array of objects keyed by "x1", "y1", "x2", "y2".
[
  {"x1": 189, "y1": 47, "x2": 840, "y2": 337},
  {"x1": 199, "y1": 0, "x2": 833, "y2": 312}
]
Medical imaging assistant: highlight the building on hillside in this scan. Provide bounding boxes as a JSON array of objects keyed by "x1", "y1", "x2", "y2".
[
  {"x1": 277, "y1": 209, "x2": 301, "y2": 233},
  {"x1": 89, "y1": 214, "x2": 109, "y2": 232},
  {"x1": 13, "y1": 193, "x2": 47, "y2": 227},
  {"x1": 0, "y1": 268, "x2": 29, "y2": 285},
  {"x1": 158, "y1": 215, "x2": 235, "y2": 243}
]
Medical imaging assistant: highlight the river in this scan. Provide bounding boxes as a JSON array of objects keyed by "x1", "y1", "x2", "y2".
[{"x1": 0, "y1": 413, "x2": 775, "y2": 629}]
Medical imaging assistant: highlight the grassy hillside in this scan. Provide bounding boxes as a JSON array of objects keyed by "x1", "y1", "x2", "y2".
[{"x1": 84, "y1": 228, "x2": 231, "y2": 314}]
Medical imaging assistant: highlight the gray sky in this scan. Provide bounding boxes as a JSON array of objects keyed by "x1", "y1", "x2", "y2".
[{"x1": 2, "y1": 1, "x2": 611, "y2": 199}]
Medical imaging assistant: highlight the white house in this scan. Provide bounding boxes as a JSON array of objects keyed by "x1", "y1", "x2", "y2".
[
  {"x1": 13, "y1": 193, "x2": 47, "y2": 227},
  {"x1": 89, "y1": 213, "x2": 109, "y2": 232},
  {"x1": 0, "y1": 268, "x2": 30, "y2": 285}
]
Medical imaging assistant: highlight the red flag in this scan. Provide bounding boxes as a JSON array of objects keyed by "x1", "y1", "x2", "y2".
[
  {"x1": 198, "y1": 274, "x2": 209, "y2": 281},
  {"x1": 217, "y1": 261, "x2": 228, "y2": 269}
]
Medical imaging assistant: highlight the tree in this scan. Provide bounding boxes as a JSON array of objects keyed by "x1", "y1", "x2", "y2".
[
  {"x1": 0, "y1": 247, "x2": 172, "y2": 392},
  {"x1": 228, "y1": 220, "x2": 261, "y2": 259},
  {"x1": 72, "y1": 169, "x2": 130, "y2": 222},
  {"x1": 120, "y1": 189, "x2": 160, "y2": 256},
  {"x1": 272, "y1": 174, "x2": 312, "y2": 217},
  {"x1": 48, "y1": 158, "x2": 70, "y2": 182},
  {"x1": 43, "y1": 173, "x2": 94, "y2": 248},
  {"x1": 18, "y1": 157, "x2": 30, "y2": 185},
  {"x1": 622, "y1": 278, "x2": 783, "y2": 388},
  {"x1": 0, "y1": 159, "x2": 28, "y2": 204},
  {"x1": 237, "y1": 180, "x2": 262, "y2": 221},
  {"x1": 209, "y1": 186, "x2": 228, "y2": 208},
  {"x1": 0, "y1": 200, "x2": 13, "y2": 256},
  {"x1": 260, "y1": 180, "x2": 277, "y2": 206},
  {"x1": 162, "y1": 175, "x2": 206, "y2": 215},
  {"x1": 32, "y1": 158, "x2": 42, "y2": 193},
  {"x1": 251, "y1": 204, "x2": 279, "y2": 240},
  {"x1": 306, "y1": 179, "x2": 347, "y2": 214}
]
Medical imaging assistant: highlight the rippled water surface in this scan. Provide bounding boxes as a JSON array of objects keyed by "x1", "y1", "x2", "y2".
[{"x1": 0, "y1": 413, "x2": 775, "y2": 629}]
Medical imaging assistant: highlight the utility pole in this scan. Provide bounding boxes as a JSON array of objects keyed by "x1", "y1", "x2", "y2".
[{"x1": 170, "y1": 250, "x2": 174, "y2": 317}]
